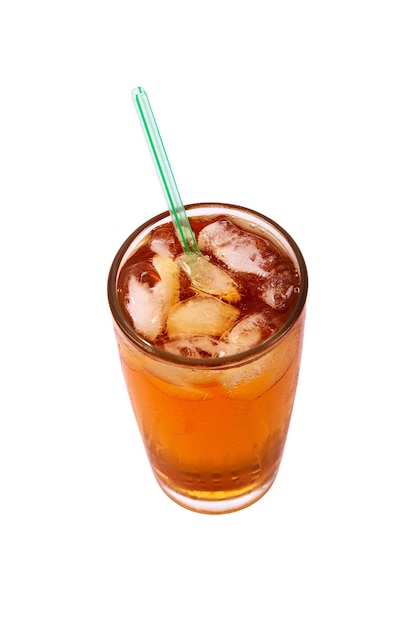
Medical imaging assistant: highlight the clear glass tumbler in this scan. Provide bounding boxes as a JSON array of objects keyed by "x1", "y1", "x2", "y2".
[{"x1": 108, "y1": 203, "x2": 308, "y2": 514}]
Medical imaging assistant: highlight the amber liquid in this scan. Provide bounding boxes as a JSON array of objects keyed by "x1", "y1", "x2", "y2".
[
  {"x1": 117, "y1": 314, "x2": 304, "y2": 512},
  {"x1": 112, "y1": 212, "x2": 306, "y2": 513}
]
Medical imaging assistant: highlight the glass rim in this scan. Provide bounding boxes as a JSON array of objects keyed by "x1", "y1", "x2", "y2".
[{"x1": 107, "y1": 202, "x2": 308, "y2": 368}]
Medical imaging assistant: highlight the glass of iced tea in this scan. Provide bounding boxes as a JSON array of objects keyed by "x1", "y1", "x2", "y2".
[{"x1": 107, "y1": 202, "x2": 308, "y2": 514}]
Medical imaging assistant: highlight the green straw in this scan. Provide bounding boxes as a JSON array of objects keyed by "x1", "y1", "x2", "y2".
[
  {"x1": 131, "y1": 86, "x2": 239, "y2": 301},
  {"x1": 132, "y1": 86, "x2": 199, "y2": 255}
]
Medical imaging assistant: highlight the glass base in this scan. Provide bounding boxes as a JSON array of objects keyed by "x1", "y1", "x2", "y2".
[{"x1": 155, "y1": 474, "x2": 277, "y2": 514}]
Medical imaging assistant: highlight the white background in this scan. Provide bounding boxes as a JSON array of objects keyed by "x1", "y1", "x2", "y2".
[{"x1": 1, "y1": 1, "x2": 416, "y2": 624}]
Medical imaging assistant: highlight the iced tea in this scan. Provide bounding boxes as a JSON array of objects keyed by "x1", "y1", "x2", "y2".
[{"x1": 108, "y1": 203, "x2": 307, "y2": 513}]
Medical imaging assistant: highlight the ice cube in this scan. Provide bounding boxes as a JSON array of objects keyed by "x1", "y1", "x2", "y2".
[
  {"x1": 152, "y1": 254, "x2": 180, "y2": 306},
  {"x1": 125, "y1": 273, "x2": 167, "y2": 341},
  {"x1": 198, "y1": 219, "x2": 276, "y2": 277},
  {"x1": 177, "y1": 253, "x2": 240, "y2": 302},
  {"x1": 163, "y1": 336, "x2": 229, "y2": 358},
  {"x1": 166, "y1": 295, "x2": 240, "y2": 339},
  {"x1": 121, "y1": 261, "x2": 160, "y2": 289},
  {"x1": 197, "y1": 218, "x2": 241, "y2": 248},
  {"x1": 259, "y1": 262, "x2": 298, "y2": 310},
  {"x1": 122, "y1": 255, "x2": 179, "y2": 341},
  {"x1": 223, "y1": 310, "x2": 282, "y2": 355},
  {"x1": 149, "y1": 226, "x2": 177, "y2": 258}
]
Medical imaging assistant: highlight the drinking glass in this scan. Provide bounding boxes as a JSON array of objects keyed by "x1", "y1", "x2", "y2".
[{"x1": 108, "y1": 202, "x2": 308, "y2": 514}]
